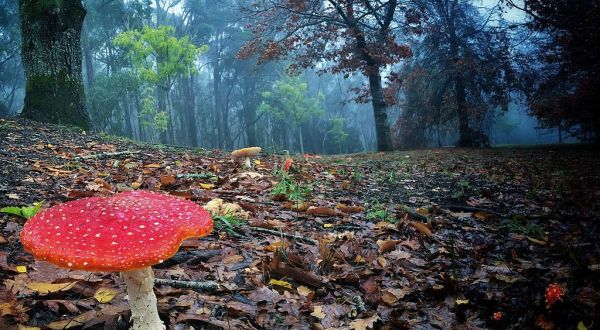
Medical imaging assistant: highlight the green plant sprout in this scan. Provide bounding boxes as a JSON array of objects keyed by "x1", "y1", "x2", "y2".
[
  {"x1": 213, "y1": 214, "x2": 245, "y2": 237},
  {"x1": 366, "y1": 201, "x2": 393, "y2": 223},
  {"x1": 1, "y1": 201, "x2": 43, "y2": 219}
]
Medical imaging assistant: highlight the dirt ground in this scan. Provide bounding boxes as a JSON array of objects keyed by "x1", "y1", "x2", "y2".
[{"x1": 1, "y1": 117, "x2": 599, "y2": 329}]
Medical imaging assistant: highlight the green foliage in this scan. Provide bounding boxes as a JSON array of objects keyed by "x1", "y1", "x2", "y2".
[
  {"x1": 271, "y1": 175, "x2": 312, "y2": 202},
  {"x1": 114, "y1": 25, "x2": 206, "y2": 88},
  {"x1": 1, "y1": 201, "x2": 43, "y2": 219},
  {"x1": 328, "y1": 117, "x2": 349, "y2": 151},
  {"x1": 506, "y1": 218, "x2": 545, "y2": 239},
  {"x1": 89, "y1": 72, "x2": 141, "y2": 131},
  {"x1": 366, "y1": 201, "x2": 393, "y2": 223},
  {"x1": 153, "y1": 111, "x2": 169, "y2": 132},
  {"x1": 351, "y1": 170, "x2": 364, "y2": 184},
  {"x1": 214, "y1": 214, "x2": 245, "y2": 237},
  {"x1": 259, "y1": 76, "x2": 324, "y2": 127}
]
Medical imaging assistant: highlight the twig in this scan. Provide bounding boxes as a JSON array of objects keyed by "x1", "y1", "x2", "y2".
[
  {"x1": 176, "y1": 173, "x2": 216, "y2": 179},
  {"x1": 398, "y1": 204, "x2": 429, "y2": 222},
  {"x1": 249, "y1": 226, "x2": 317, "y2": 245},
  {"x1": 73, "y1": 151, "x2": 139, "y2": 160},
  {"x1": 445, "y1": 204, "x2": 501, "y2": 216},
  {"x1": 154, "y1": 278, "x2": 219, "y2": 292}
]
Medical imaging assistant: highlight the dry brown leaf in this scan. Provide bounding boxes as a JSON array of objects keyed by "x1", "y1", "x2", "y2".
[
  {"x1": 336, "y1": 204, "x2": 366, "y2": 213},
  {"x1": 376, "y1": 239, "x2": 401, "y2": 254},
  {"x1": 94, "y1": 178, "x2": 112, "y2": 190},
  {"x1": 306, "y1": 206, "x2": 342, "y2": 217},
  {"x1": 25, "y1": 281, "x2": 77, "y2": 294},
  {"x1": 527, "y1": 236, "x2": 546, "y2": 245},
  {"x1": 381, "y1": 288, "x2": 408, "y2": 306},
  {"x1": 159, "y1": 174, "x2": 176, "y2": 186},
  {"x1": 311, "y1": 305, "x2": 326, "y2": 320},
  {"x1": 283, "y1": 201, "x2": 311, "y2": 212},
  {"x1": 46, "y1": 311, "x2": 100, "y2": 329},
  {"x1": 349, "y1": 314, "x2": 379, "y2": 330},
  {"x1": 411, "y1": 221, "x2": 433, "y2": 238},
  {"x1": 144, "y1": 163, "x2": 162, "y2": 168}
]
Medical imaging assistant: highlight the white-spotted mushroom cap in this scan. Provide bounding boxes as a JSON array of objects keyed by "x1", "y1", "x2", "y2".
[
  {"x1": 231, "y1": 147, "x2": 261, "y2": 158},
  {"x1": 20, "y1": 190, "x2": 213, "y2": 272}
]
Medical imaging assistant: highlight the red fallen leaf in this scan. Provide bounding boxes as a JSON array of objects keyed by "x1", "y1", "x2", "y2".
[
  {"x1": 336, "y1": 203, "x2": 366, "y2": 213},
  {"x1": 360, "y1": 276, "x2": 381, "y2": 304},
  {"x1": 376, "y1": 239, "x2": 401, "y2": 254},
  {"x1": 535, "y1": 314, "x2": 556, "y2": 330},
  {"x1": 306, "y1": 206, "x2": 342, "y2": 217},
  {"x1": 360, "y1": 276, "x2": 379, "y2": 295}
]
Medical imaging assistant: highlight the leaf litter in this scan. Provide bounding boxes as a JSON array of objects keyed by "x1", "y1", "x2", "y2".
[{"x1": 0, "y1": 117, "x2": 599, "y2": 329}]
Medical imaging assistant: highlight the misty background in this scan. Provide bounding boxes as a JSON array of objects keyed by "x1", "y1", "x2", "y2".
[{"x1": 0, "y1": 0, "x2": 581, "y2": 153}]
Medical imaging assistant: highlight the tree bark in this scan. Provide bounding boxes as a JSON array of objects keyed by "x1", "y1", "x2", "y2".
[
  {"x1": 19, "y1": 0, "x2": 90, "y2": 129},
  {"x1": 367, "y1": 69, "x2": 393, "y2": 151},
  {"x1": 455, "y1": 76, "x2": 472, "y2": 146},
  {"x1": 182, "y1": 75, "x2": 199, "y2": 147}
]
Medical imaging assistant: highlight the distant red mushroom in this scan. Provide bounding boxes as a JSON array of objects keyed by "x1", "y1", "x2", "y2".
[
  {"x1": 20, "y1": 190, "x2": 213, "y2": 330},
  {"x1": 492, "y1": 311, "x2": 503, "y2": 321},
  {"x1": 545, "y1": 283, "x2": 565, "y2": 309},
  {"x1": 283, "y1": 158, "x2": 293, "y2": 172}
]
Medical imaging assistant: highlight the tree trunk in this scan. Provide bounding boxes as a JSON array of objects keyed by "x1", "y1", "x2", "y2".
[
  {"x1": 367, "y1": 70, "x2": 393, "y2": 152},
  {"x1": 455, "y1": 77, "x2": 472, "y2": 147},
  {"x1": 298, "y1": 125, "x2": 305, "y2": 155},
  {"x1": 183, "y1": 75, "x2": 198, "y2": 147},
  {"x1": 19, "y1": 0, "x2": 90, "y2": 129},
  {"x1": 82, "y1": 25, "x2": 94, "y2": 91}
]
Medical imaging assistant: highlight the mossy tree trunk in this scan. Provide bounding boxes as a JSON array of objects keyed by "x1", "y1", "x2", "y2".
[{"x1": 19, "y1": 0, "x2": 90, "y2": 129}]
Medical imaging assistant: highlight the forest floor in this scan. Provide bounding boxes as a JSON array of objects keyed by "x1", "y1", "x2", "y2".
[{"x1": 0, "y1": 117, "x2": 599, "y2": 330}]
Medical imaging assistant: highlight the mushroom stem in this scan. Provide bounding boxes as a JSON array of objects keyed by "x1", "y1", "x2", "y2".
[
  {"x1": 243, "y1": 157, "x2": 252, "y2": 169},
  {"x1": 122, "y1": 267, "x2": 165, "y2": 330}
]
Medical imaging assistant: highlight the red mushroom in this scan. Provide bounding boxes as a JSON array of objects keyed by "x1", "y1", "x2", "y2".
[{"x1": 20, "y1": 190, "x2": 213, "y2": 330}]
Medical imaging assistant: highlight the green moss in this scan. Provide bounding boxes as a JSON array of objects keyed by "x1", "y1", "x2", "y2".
[{"x1": 21, "y1": 71, "x2": 90, "y2": 129}]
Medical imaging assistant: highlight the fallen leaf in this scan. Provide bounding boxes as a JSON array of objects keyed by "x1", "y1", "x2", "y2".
[
  {"x1": 297, "y1": 286, "x2": 313, "y2": 297},
  {"x1": 376, "y1": 239, "x2": 401, "y2": 254},
  {"x1": 46, "y1": 311, "x2": 99, "y2": 329},
  {"x1": 265, "y1": 241, "x2": 287, "y2": 252},
  {"x1": 144, "y1": 163, "x2": 162, "y2": 168},
  {"x1": 349, "y1": 314, "x2": 379, "y2": 330},
  {"x1": 268, "y1": 279, "x2": 293, "y2": 289},
  {"x1": 527, "y1": 236, "x2": 546, "y2": 245},
  {"x1": 381, "y1": 288, "x2": 407, "y2": 306},
  {"x1": 6, "y1": 193, "x2": 20, "y2": 200},
  {"x1": 25, "y1": 281, "x2": 77, "y2": 294},
  {"x1": 336, "y1": 204, "x2": 365, "y2": 213},
  {"x1": 160, "y1": 175, "x2": 176, "y2": 186},
  {"x1": 18, "y1": 326, "x2": 41, "y2": 330},
  {"x1": 16, "y1": 266, "x2": 27, "y2": 273},
  {"x1": 307, "y1": 206, "x2": 342, "y2": 217},
  {"x1": 94, "y1": 288, "x2": 117, "y2": 303},
  {"x1": 411, "y1": 221, "x2": 433, "y2": 238},
  {"x1": 200, "y1": 183, "x2": 215, "y2": 189},
  {"x1": 311, "y1": 305, "x2": 326, "y2": 320},
  {"x1": 456, "y1": 299, "x2": 469, "y2": 305}
]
